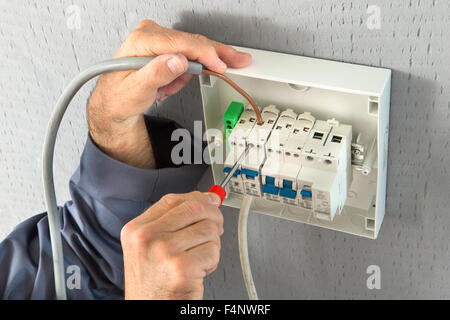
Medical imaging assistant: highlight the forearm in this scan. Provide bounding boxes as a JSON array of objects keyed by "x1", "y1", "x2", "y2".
[{"x1": 87, "y1": 86, "x2": 157, "y2": 169}]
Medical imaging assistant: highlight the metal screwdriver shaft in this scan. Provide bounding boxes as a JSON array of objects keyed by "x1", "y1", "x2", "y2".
[
  {"x1": 219, "y1": 144, "x2": 252, "y2": 188},
  {"x1": 208, "y1": 144, "x2": 253, "y2": 206}
]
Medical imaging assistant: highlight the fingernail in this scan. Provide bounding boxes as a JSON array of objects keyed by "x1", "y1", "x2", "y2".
[
  {"x1": 156, "y1": 89, "x2": 168, "y2": 102},
  {"x1": 206, "y1": 193, "x2": 221, "y2": 206},
  {"x1": 239, "y1": 51, "x2": 252, "y2": 60},
  {"x1": 216, "y1": 58, "x2": 227, "y2": 71},
  {"x1": 156, "y1": 89, "x2": 165, "y2": 100},
  {"x1": 167, "y1": 56, "x2": 185, "y2": 75},
  {"x1": 238, "y1": 50, "x2": 251, "y2": 56}
]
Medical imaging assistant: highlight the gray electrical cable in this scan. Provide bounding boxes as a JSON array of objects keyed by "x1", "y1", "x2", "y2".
[
  {"x1": 238, "y1": 195, "x2": 258, "y2": 300},
  {"x1": 42, "y1": 57, "x2": 203, "y2": 300}
]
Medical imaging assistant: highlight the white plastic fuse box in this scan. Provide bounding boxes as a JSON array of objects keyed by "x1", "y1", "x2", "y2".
[{"x1": 200, "y1": 46, "x2": 391, "y2": 239}]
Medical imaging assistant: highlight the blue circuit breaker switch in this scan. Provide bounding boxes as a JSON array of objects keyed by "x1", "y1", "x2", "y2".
[
  {"x1": 223, "y1": 166, "x2": 240, "y2": 178},
  {"x1": 262, "y1": 176, "x2": 279, "y2": 196},
  {"x1": 300, "y1": 189, "x2": 312, "y2": 198}
]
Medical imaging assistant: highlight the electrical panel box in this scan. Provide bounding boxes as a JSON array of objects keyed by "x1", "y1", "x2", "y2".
[{"x1": 200, "y1": 46, "x2": 391, "y2": 239}]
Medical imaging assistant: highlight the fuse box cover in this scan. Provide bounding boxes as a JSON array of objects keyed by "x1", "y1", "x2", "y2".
[{"x1": 199, "y1": 46, "x2": 391, "y2": 239}]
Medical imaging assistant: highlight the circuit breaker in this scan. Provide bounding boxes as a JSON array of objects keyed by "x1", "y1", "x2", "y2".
[
  {"x1": 225, "y1": 107, "x2": 352, "y2": 222},
  {"x1": 200, "y1": 46, "x2": 391, "y2": 239}
]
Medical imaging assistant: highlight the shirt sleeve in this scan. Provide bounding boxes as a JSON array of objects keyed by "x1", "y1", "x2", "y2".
[{"x1": 0, "y1": 115, "x2": 208, "y2": 299}]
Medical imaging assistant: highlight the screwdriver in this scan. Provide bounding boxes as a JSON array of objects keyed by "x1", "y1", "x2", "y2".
[{"x1": 208, "y1": 144, "x2": 253, "y2": 206}]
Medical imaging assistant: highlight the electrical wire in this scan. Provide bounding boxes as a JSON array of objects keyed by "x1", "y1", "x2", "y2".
[
  {"x1": 43, "y1": 57, "x2": 171, "y2": 300},
  {"x1": 43, "y1": 56, "x2": 259, "y2": 300},
  {"x1": 238, "y1": 195, "x2": 259, "y2": 300},
  {"x1": 202, "y1": 69, "x2": 263, "y2": 124}
]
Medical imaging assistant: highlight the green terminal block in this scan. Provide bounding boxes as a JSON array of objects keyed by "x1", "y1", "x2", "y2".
[{"x1": 224, "y1": 101, "x2": 244, "y2": 149}]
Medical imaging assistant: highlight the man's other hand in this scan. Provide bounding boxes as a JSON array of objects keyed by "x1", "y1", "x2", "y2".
[{"x1": 120, "y1": 191, "x2": 223, "y2": 300}]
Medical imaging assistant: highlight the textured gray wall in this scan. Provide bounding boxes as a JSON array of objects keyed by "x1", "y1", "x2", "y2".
[{"x1": 1, "y1": 0, "x2": 449, "y2": 299}]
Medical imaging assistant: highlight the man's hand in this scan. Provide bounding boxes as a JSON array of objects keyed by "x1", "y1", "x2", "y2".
[
  {"x1": 120, "y1": 191, "x2": 223, "y2": 300},
  {"x1": 87, "y1": 20, "x2": 252, "y2": 168},
  {"x1": 89, "y1": 20, "x2": 251, "y2": 299}
]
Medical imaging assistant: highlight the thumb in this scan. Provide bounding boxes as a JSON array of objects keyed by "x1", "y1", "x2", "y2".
[{"x1": 135, "y1": 53, "x2": 188, "y2": 90}]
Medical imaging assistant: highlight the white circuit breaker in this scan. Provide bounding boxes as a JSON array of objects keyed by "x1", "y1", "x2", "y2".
[
  {"x1": 260, "y1": 109, "x2": 297, "y2": 202},
  {"x1": 298, "y1": 119, "x2": 352, "y2": 221},
  {"x1": 200, "y1": 46, "x2": 391, "y2": 239},
  {"x1": 278, "y1": 112, "x2": 315, "y2": 206},
  {"x1": 224, "y1": 105, "x2": 258, "y2": 194},
  {"x1": 241, "y1": 105, "x2": 280, "y2": 197}
]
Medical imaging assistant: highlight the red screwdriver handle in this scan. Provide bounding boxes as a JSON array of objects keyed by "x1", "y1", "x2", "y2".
[{"x1": 208, "y1": 185, "x2": 227, "y2": 206}]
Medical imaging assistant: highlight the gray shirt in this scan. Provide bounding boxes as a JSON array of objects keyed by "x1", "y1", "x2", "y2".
[{"x1": 0, "y1": 116, "x2": 207, "y2": 299}]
